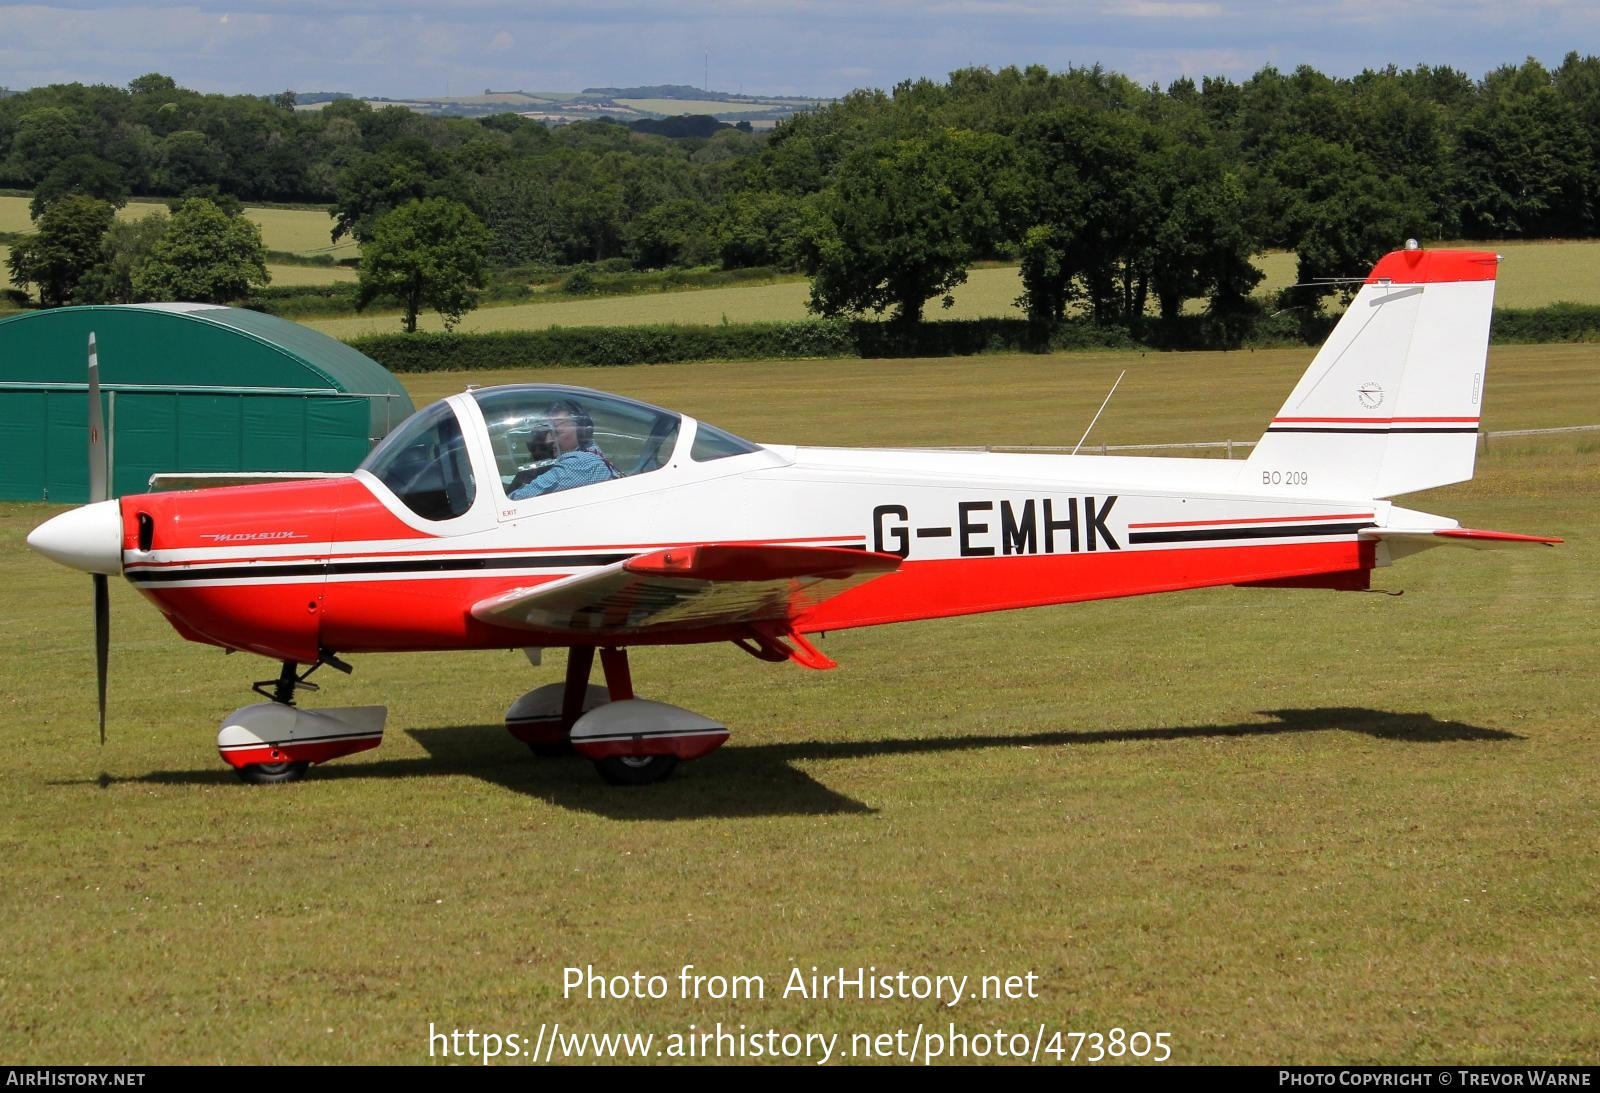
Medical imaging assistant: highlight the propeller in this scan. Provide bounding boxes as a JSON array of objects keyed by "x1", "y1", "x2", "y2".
[{"x1": 88, "y1": 333, "x2": 110, "y2": 744}]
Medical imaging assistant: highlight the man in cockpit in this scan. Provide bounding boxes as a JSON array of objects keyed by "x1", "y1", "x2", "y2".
[{"x1": 508, "y1": 399, "x2": 620, "y2": 499}]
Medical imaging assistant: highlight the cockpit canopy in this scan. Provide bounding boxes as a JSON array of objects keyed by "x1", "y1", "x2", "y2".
[
  {"x1": 358, "y1": 384, "x2": 762, "y2": 522},
  {"x1": 476, "y1": 386, "x2": 681, "y2": 489}
]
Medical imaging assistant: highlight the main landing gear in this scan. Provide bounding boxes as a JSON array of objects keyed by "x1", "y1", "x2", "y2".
[
  {"x1": 215, "y1": 647, "x2": 722, "y2": 787},
  {"x1": 216, "y1": 655, "x2": 386, "y2": 785},
  {"x1": 504, "y1": 646, "x2": 729, "y2": 785}
]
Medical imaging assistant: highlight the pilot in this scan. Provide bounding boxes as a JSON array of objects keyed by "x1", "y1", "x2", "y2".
[{"x1": 508, "y1": 399, "x2": 620, "y2": 499}]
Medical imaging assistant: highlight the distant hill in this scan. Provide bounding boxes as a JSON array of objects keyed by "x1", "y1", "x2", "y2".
[
  {"x1": 581, "y1": 84, "x2": 819, "y2": 104},
  {"x1": 295, "y1": 85, "x2": 826, "y2": 128}
]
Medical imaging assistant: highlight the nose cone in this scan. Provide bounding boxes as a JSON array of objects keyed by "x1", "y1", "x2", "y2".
[{"x1": 28, "y1": 500, "x2": 124, "y2": 575}]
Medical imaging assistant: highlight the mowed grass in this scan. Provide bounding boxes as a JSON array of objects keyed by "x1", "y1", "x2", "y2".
[
  {"x1": 1, "y1": 345, "x2": 1595, "y2": 1064},
  {"x1": 399, "y1": 343, "x2": 1600, "y2": 446}
]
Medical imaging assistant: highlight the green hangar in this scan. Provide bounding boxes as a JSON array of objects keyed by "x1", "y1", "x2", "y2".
[{"x1": 0, "y1": 304, "x2": 413, "y2": 502}]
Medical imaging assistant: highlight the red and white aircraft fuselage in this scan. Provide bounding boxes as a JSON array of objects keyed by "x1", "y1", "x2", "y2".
[{"x1": 28, "y1": 248, "x2": 1559, "y2": 784}]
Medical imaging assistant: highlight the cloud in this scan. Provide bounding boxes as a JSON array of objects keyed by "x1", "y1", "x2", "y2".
[{"x1": 1117, "y1": 2, "x2": 1221, "y2": 17}]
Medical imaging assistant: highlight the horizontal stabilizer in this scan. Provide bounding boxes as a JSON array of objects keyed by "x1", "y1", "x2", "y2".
[{"x1": 1361, "y1": 527, "x2": 1563, "y2": 551}]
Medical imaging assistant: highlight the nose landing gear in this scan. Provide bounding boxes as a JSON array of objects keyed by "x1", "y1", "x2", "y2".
[{"x1": 220, "y1": 655, "x2": 385, "y2": 784}]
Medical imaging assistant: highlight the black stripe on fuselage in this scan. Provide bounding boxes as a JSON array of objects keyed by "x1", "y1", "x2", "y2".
[
  {"x1": 1128, "y1": 521, "x2": 1376, "y2": 546},
  {"x1": 126, "y1": 552, "x2": 635, "y2": 585}
]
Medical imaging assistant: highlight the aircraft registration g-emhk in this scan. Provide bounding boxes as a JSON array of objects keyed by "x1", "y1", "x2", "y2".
[{"x1": 28, "y1": 246, "x2": 1561, "y2": 785}]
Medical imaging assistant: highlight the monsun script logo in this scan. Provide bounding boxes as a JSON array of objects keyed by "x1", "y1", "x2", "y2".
[
  {"x1": 201, "y1": 531, "x2": 306, "y2": 542},
  {"x1": 1357, "y1": 382, "x2": 1385, "y2": 410}
]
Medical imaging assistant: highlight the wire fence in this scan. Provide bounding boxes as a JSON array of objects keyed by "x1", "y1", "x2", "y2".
[{"x1": 921, "y1": 424, "x2": 1600, "y2": 458}]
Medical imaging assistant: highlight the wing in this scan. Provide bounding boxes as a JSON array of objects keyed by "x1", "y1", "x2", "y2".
[{"x1": 470, "y1": 543, "x2": 900, "y2": 642}]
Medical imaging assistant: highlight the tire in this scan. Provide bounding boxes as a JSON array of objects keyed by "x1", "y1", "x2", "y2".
[
  {"x1": 527, "y1": 740, "x2": 572, "y2": 758},
  {"x1": 594, "y1": 754, "x2": 678, "y2": 786},
  {"x1": 235, "y1": 760, "x2": 310, "y2": 785}
]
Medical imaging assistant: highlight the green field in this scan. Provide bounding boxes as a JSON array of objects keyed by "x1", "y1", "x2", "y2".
[
  {"x1": 263, "y1": 262, "x2": 356, "y2": 287},
  {"x1": 309, "y1": 267, "x2": 1036, "y2": 338},
  {"x1": 0, "y1": 195, "x2": 357, "y2": 263},
  {"x1": 615, "y1": 98, "x2": 795, "y2": 115},
  {"x1": 114, "y1": 200, "x2": 359, "y2": 261},
  {"x1": 1253, "y1": 240, "x2": 1600, "y2": 310},
  {"x1": 312, "y1": 242, "x2": 1600, "y2": 337},
  {"x1": 1, "y1": 345, "x2": 1594, "y2": 1064}
]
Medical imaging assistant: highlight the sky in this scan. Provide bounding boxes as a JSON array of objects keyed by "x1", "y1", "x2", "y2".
[{"x1": 1, "y1": 1, "x2": 1594, "y2": 101}]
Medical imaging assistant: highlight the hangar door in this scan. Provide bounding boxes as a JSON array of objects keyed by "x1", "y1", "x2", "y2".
[{"x1": 0, "y1": 386, "x2": 375, "y2": 502}]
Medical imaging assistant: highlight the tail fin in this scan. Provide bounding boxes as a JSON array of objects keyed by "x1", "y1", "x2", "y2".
[{"x1": 1246, "y1": 247, "x2": 1499, "y2": 498}]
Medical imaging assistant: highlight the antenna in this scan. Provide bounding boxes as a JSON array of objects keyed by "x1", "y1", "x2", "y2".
[{"x1": 1072, "y1": 370, "x2": 1126, "y2": 456}]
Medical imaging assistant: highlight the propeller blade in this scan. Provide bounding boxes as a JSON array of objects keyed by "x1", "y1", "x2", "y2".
[
  {"x1": 90, "y1": 333, "x2": 111, "y2": 743},
  {"x1": 94, "y1": 573, "x2": 109, "y2": 745},
  {"x1": 88, "y1": 332, "x2": 108, "y2": 504}
]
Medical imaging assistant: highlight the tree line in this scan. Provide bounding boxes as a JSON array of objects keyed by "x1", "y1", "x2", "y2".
[{"x1": 3, "y1": 57, "x2": 1597, "y2": 332}]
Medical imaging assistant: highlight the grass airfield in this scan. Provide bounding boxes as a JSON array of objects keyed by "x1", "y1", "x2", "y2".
[{"x1": 2, "y1": 347, "x2": 1597, "y2": 1065}]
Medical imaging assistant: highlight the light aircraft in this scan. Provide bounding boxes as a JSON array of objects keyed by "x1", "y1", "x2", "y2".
[{"x1": 28, "y1": 246, "x2": 1560, "y2": 785}]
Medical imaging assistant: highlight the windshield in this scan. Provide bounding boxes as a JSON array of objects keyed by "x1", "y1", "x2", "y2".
[{"x1": 358, "y1": 400, "x2": 477, "y2": 521}]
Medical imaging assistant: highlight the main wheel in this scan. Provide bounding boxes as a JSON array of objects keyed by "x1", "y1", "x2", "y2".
[
  {"x1": 594, "y1": 754, "x2": 678, "y2": 786},
  {"x1": 234, "y1": 760, "x2": 310, "y2": 785},
  {"x1": 527, "y1": 740, "x2": 572, "y2": 758}
]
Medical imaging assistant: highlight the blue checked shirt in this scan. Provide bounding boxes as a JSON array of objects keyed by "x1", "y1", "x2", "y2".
[{"x1": 509, "y1": 448, "x2": 618, "y2": 499}]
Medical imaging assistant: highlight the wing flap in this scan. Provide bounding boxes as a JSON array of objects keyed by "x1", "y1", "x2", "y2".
[{"x1": 471, "y1": 543, "x2": 900, "y2": 636}]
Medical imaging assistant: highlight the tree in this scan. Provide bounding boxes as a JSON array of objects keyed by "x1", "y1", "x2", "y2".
[
  {"x1": 7, "y1": 194, "x2": 115, "y2": 307},
  {"x1": 356, "y1": 198, "x2": 490, "y2": 333},
  {"x1": 627, "y1": 197, "x2": 717, "y2": 269},
  {"x1": 28, "y1": 153, "x2": 128, "y2": 219},
  {"x1": 131, "y1": 197, "x2": 268, "y2": 303},
  {"x1": 1455, "y1": 61, "x2": 1591, "y2": 238},
  {"x1": 1268, "y1": 137, "x2": 1421, "y2": 309},
  {"x1": 329, "y1": 143, "x2": 459, "y2": 244},
  {"x1": 1147, "y1": 157, "x2": 1262, "y2": 324},
  {"x1": 716, "y1": 190, "x2": 816, "y2": 270},
  {"x1": 806, "y1": 129, "x2": 1010, "y2": 325},
  {"x1": 127, "y1": 73, "x2": 178, "y2": 96},
  {"x1": 77, "y1": 211, "x2": 169, "y2": 304},
  {"x1": 1013, "y1": 108, "x2": 1162, "y2": 327},
  {"x1": 8, "y1": 106, "x2": 95, "y2": 184}
]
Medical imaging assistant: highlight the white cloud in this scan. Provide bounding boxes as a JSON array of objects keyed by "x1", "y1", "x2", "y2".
[{"x1": 1117, "y1": 2, "x2": 1222, "y2": 18}]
